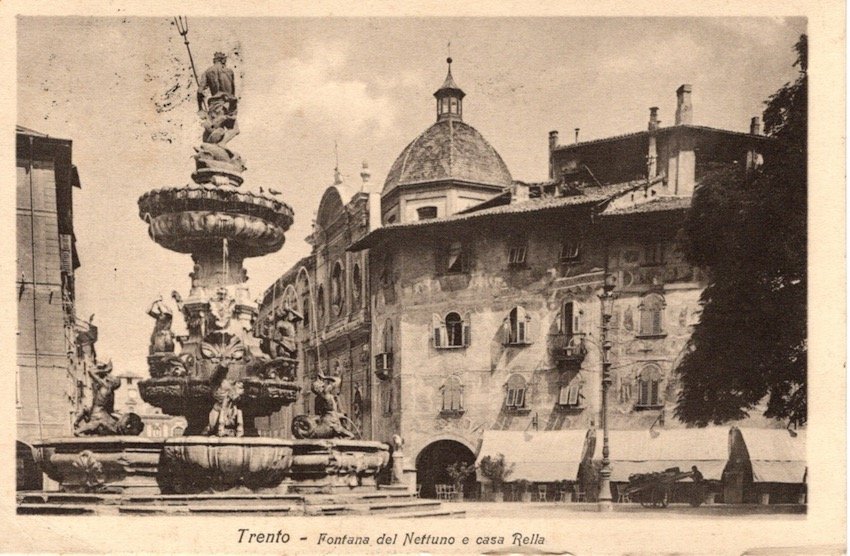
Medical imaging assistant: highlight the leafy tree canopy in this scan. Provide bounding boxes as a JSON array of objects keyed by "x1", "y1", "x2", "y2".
[{"x1": 675, "y1": 35, "x2": 807, "y2": 427}]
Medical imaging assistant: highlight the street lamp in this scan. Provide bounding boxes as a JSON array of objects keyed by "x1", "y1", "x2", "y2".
[{"x1": 597, "y1": 279, "x2": 616, "y2": 512}]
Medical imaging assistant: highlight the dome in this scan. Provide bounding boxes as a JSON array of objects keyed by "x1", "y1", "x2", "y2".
[{"x1": 382, "y1": 118, "x2": 512, "y2": 195}]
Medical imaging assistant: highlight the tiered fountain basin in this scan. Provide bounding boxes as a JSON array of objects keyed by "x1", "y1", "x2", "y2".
[
  {"x1": 158, "y1": 437, "x2": 390, "y2": 494},
  {"x1": 139, "y1": 376, "x2": 301, "y2": 436},
  {"x1": 138, "y1": 185, "x2": 294, "y2": 256},
  {"x1": 34, "y1": 437, "x2": 165, "y2": 494}
]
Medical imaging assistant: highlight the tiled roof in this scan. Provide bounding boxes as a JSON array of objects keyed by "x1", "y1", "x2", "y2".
[
  {"x1": 553, "y1": 124, "x2": 773, "y2": 152},
  {"x1": 16, "y1": 125, "x2": 50, "y2": 138},
  {"x1": 350, "y1": 180, "x2": 644, "y2": 251},
  {"x1": 382, "y1": 118, "x2": 512, "y2": 195},
  {"x1": 602, "y1": 195, "x2": 691, "y2": 216}
]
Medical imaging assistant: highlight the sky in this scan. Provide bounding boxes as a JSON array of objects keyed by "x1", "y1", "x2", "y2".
[{"x1": 16, "y1": 16, "x2": 805, "y2": 373}]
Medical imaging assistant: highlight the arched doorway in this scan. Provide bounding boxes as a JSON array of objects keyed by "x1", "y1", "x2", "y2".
[{"x1": 416, "y1": 439, "x2": 477, "y2": 499}]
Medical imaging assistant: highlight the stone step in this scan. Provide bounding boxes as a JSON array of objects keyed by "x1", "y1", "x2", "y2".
[
  {"x1": 368, "y1": 500, "x2": 441, "y2": 513},
  {"x1": 388, "y1": 508, "x2": 466, "y2": 519},
  {"x1": 126, "y1": 493, "x2": 304, "y2": 505},
  {"x1": 18, "y1": 492, "x2": 121, "y2": 505},
  {"x1": 17, "y1": 503, "x2": 96, "y2": 515},
  {"x1": 118, "y1": 505, "x2": 191, "y2": 515},
  {"x1": 187, "y1": 504, "x2": 294, "y2": 514}
]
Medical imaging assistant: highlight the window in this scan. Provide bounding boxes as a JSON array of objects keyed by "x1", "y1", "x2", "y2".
[
  {"x1": 636, "y1": 365, "x2": 663, "y2": 408},
  {"x1": 559, "y1": 240, "x2": 580, "y2": 262},
  {"x1": 558, "y1": 374, "x2": 584, "y2": 407},
  {"x1": 172, "y1": 426, "x2": 184, "y2": 437},
  {"x1": 441, "y1": 241, "x2": 469, "y2": 274},
  {"x1": 639, "y1": 293, "x2": 665, "y2": 336},
  {"x1": 433, "y1": 312, "x2": 470, "y2": 348},
  {"x1": 504, "y1": 374, "x2": 528, "y2": 410},
  {"x1": 645, "y1": 242, "x2": 664, "y2": 265},
  {"x1": 382, "y1": 319, "x2": 394, "y2": 354},
  {"x1": 441, "y1": 376, "x2": 464, "y2": 413},
  {"x1": 382, "y1": 384, "x2": 394, "y2": 416},
  {"x1": 504, "y1": 306, "x2": 532, "y2": 345},
  {"x1": 560, "y1": 301, "x2": 582, "y2": 336},
  {"x1": 417, "y1": 206, "x2": 438, "y2": 220},
  {"x1": 316, "y1": 286, "x2": 326, "y2": 325},
  {"x1": 351, "y1": 264, "x2": 362, "y2": 309},
  {"x1": 331, "y1": 262, "x2": 344, "y2": 316},
  {"x1": 508, "y1": 242, "x2": 527, "y2": 266}
]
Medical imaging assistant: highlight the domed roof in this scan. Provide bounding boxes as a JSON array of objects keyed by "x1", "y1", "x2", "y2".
[{"x1": 382, "y1": 118, "x2": 512, "y2": 195}]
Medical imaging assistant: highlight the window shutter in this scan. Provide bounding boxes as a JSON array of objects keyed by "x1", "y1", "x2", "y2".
[
  {"x1": 516, "y1": 387, "x2": 526, "y2": 408},
  {"x1": 652, "y1": 310, "x2": 662, "y2": 335},
  {"x1": 462, "y1": 313, "x2": 471, "y2": 347},
  {"x1": 517, "y1": 321, "x2": 526, "y2": 344},
  {"x1": 506, "y1": 388, "x2": 515, "y2": 407},
  {"x1": 502, "y1": 318, "x2": 512, "y2": 345},
  {"x1": 651, "y1": 380, "x2": 659, "y2": 406},
  {"x1": 559, "y1": 384, "x2": 570, "y2": 405},
  {"x1": 432, "y1": 313, "x2": 443, "y2": 348},
  {"x1": 568, "y1": 383, "x2": 580, "y2": 405}
]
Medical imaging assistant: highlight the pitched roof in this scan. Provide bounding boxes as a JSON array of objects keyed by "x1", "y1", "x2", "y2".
[
  {"x1": 350, "y1": 179, "x2": 644, "y2": 251},
  {"x1": 553, "y1": 124, "x2": 773, "y2": 152},
  {"x1": 601, "y1": 195, "x2": 692, "y2": 216}
]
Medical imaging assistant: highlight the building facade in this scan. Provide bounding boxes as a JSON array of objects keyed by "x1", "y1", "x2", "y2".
[
  {"x1": 16, "y1": 126, "x2": 88, "y2": 442},
  {"x1": 255, "y1": 169, "x2": 381, "y2": 440},
  {"x1": 260, "y1": 68, "x2": 801, "y2": 503}
]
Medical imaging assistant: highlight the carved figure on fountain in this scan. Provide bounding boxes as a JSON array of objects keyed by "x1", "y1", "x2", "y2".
[
  {"x1": 292, "y1": 374, "x2": 356, "y2": 439},
  {"x1": 208, "y1": 286, "x2": 236, "y2": 331},
  {"x1": 147, "y1": 297, "x2": 176, "y2": 355},
  {"x1": 74, "y1": 362, "x2": 144, "y2": 436},
  {"x1": 203, "y1": 380, "x2": 244, "y2": 437}
]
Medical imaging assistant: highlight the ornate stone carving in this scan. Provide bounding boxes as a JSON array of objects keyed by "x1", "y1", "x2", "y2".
[
  {"x1": 291, "y1": 374, "x2": 356, "y2": 439},
  {"x1": 147, "y1": 297, "x2": 175, "y2": 355},
  {"x1": 202, "y1": 380, "x2": 244, "y2": 437},
  {"x1": 208, "y1": 287, "x2": 236, "y2": 330},
  {"x1": 74, "y1": 362, "x2": 144, "y2": 437}
]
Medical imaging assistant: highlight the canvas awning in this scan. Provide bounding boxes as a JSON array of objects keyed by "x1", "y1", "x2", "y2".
[
  {"x1": 736, "y1": 428, "x2": 807, "y2": 483},
  {"x1": 589, "y1": 428, "x2": 732, "y2": 482},
  {"x1": 475, "y1": 430, "x2": 591, "y2": 483}
]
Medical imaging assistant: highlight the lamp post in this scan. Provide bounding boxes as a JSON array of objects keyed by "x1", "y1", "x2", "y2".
[{"x1": 597, "y1": 280, "x2": 616, "y2": 511}]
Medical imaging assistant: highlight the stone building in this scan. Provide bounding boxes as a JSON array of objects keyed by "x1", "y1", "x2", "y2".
[
  {"x1": 260, "y1": 65, "x2": 804, "y2": 503},
  {"x1": 16, "y1": 125, "x2": 87, "y2": 442},
  {"x1": 255, "y1": 167, "x2": 381, "y2": 440}
]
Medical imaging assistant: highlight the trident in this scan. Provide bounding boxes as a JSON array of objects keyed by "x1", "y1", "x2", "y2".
[{"x1": 173, "y1": 16, "x2": 206, "y2": 113}]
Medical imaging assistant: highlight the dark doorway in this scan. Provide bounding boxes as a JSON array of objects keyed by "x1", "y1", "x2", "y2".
[{"x1": 416, "y1": 439, "x2": 476, "y2": 499}]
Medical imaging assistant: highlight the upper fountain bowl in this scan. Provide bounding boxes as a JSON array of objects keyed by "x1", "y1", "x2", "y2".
[{"x1": 138, "y1": 185, "x2": 294, "y2": 257}]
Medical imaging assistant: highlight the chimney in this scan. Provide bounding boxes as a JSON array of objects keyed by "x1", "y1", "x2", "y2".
[
  {"x1": 648, "y1": 106, "x2": 659, "y2": 131},
  {"x1": 675, "y1": 84, "x2": 693, "y2": 125},
  {"x1": 574, "y1": 128, "x2": 580, "y2": 144},
  {"x1": 750, "y1": 117, "x2": 762, "y2": 136},
  {"x1": 647, "y1": 108, "x2": 659, "y2": 178},
  {"x1": 548, "y1": 130, "x2": 559, "y2": 179}
]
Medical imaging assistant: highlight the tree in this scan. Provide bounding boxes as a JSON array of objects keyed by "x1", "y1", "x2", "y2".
[{"x1": 675, "y1": 35, "x2": 807, "y2": 427}]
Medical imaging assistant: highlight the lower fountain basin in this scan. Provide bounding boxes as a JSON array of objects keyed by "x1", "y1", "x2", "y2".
[
  {"x1": 158, "y1": 437, "x2": 391, "y2": 494},
  {"x1": 158, "y1": 436, "x2": 295, "y2": 494},
  {"x1": 34, "y1": 437, "x2": 165, "y2": 494}
]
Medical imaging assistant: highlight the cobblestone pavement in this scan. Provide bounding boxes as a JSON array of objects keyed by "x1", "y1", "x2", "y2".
[{"x1": 443, "y1": 501, "x2": 807, "y2": 518}]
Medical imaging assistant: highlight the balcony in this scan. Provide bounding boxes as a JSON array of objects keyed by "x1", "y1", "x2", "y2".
[{"x1": 549, "y1": 334, "x2": 588, "y2": 368}]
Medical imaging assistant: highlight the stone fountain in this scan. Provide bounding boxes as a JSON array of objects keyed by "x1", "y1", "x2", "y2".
[{"x1": 30, "y1": 47, "x2": 389, "y2": 500}]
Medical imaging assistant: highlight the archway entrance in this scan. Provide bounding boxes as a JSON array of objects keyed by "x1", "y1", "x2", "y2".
[{"x1": 416, "y1": 439, "x2": 477, "y2": 500}]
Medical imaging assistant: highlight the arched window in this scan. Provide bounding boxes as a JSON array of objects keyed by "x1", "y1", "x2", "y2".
[
  {"x1": 382, "y1": 319, "x2": 394, "y2": 354},
  {"x1": 316, "y1": 285, "x2": 326, "y2": 325},
  {"x1": 441, "y1": 376, "x2": 464, "y2": 413},
  {"x1": 172, "y1": 426, "x2": 184, "y2": 437},
  {"x1": 636, "y1": 364, "x2": 663, "y2": 408},
  {"x1": 560, "y1": 301, "x2": 583, "y2": 336},
  {"x1": 331, "y1": 262, "x2": 344, "y2": 316},
  {"x1": 504, "y1": 374, "x2": 528, "y2": 410},
  {"x1": 504, "y1": 306, "x2": 533, "y2": 345},
  {"x1": 433, "y1": 312, "x2": 469, "y2": 348},
  {"x1": 639, "y1": 293, "x2": 665, "y2": 336},
  {"x1": 351, "y1": 264, "x2": 362, "y2": 309},
  {"x1": 441, "y1": 241, "x2": 468, "y2": 274},
  {"x1": 382, "y1": 383, "x2": 394, "y2": 416}
]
